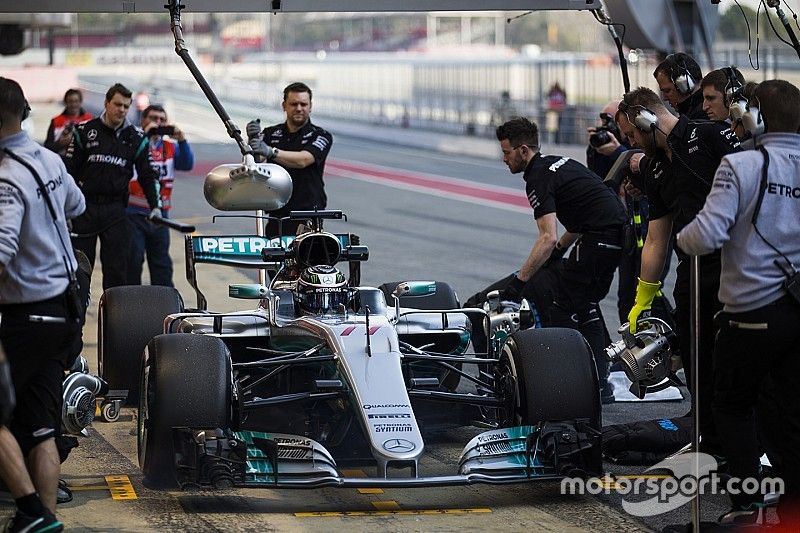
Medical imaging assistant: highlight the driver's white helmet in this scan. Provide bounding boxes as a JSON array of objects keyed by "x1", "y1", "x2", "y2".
[{"x1": 296, "y1": 265, "x2": 348, "y2": 315}]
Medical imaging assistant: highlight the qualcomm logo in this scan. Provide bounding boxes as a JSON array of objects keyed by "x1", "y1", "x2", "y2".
[{"x1": 383, "y1": 438, "x2": 416, "y2": 453}]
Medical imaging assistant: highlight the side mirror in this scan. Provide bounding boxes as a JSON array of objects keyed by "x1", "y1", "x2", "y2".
[
  {"x1": 342, "y1": 245, "x2": 369, "y2": 262},
  {"x1": 261, "y1": 247, "x2": 289, "y2": 262},
  {"x1": 392, "y1": 281, "x2": 436, "y2": 298},
  {"x1": 229, "y1": 284, "x2": 271, "y2": 299}
]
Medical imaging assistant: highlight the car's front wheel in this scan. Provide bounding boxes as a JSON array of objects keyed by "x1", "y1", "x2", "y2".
[{"x1": 138, "y1": 334, "x2": 231, "y2": 488}]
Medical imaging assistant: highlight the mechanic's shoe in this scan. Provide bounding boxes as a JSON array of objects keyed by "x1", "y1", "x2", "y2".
[
  {"x1": 56, "y1": 479, "x2": 72, "y2": 505},
  {"x1": 600, "y1": 381, "x2": 615, "y2": 404},
  {"x1": 718, "y1": 503, "x2": 765, "y2": 526},
  {"x1": 3, "y1": 509, "x2": 63, "y2": 533}
]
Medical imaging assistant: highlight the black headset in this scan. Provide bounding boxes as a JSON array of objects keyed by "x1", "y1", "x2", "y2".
[
  {"x1": 721, "y1": 66, "x2": 743, "y2": 108},
  {"x1": 0, "y1": 76, "x2": 31, "y2": 123},
  {"x1": 665, "y1": 53, "x2": 696, "y2": 95},
  {"x1": 619, "y1": 96, "x2": 658, "y2": 132}
]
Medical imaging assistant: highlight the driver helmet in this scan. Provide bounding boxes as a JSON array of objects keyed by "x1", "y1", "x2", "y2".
[{"x1": 296, "y1": 265, "x2": 348, "y2": 315}]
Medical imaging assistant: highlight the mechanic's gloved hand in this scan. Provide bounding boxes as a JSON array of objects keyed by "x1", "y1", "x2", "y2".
[
  {"x1": 500, "y1": 275, "x2": 526, "y2": 303},
  {"x1": 245, "y1": 119, "x2": 262, "y2": 140},
  {"x1": 147, "y1": 207, "x2": 162, "y2": 221},
  {"x1": 248, "y1": 138, "x2": 277, "y2": 162},
  {"x1": 0, "y1": 351, "x2": 15, "y2": 426},
  {"x1": 628, "y1": 278, "x2": 661, "y2": 333}
]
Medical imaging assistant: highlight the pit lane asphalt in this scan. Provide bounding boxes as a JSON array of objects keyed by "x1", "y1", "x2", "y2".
[{"x1": 1, "y1": 102, "x2": 747, "y2": 531}]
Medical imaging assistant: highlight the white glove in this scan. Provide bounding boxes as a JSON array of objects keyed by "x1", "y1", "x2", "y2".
[
  {"x1": 147, "y1": 207, "x2": 162, "y2": 221},
  {"x1": 248, "y1": 138, "x2": 277, "y2": 162},
  {"x1": 245, "y1": 119, "x2": 262, "y2": 140}
]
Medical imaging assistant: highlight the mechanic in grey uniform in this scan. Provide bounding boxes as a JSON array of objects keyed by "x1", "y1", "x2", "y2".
[
  {"x1": 678, "y1": 80, "x2": 800, "y2": 526},
  {"x1": 246, "y1": 82, "x2": 334, "y2": 238},
  {"x1": 0, "y1": 77, "x2": 85, "y2": 533},
  {"x1": 466, "y1": 117, "x2": 628, "y2": 403}
]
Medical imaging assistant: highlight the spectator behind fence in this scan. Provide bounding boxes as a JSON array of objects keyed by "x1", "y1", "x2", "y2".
[
  {"x1": 545, "y1": 82, "x2": 567, "y2": 143},
  {"x1": 127, "y1": 104, "x2": 194, "y2": 287}
]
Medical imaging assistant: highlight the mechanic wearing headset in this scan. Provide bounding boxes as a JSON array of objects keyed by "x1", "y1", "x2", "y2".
[
  {"x1": 64, "y1": 82, "x2": 161, "y2": 290},
  {"x1": 700, "y1": 66, "x2": 746, "y2": 123},
  {"x1": 0, "y1": 77, "x2": 85, "y2": 533},
  {"x1": 246, "y1": 82, "x2": 333, "y2": 238},
  {"x1": 678, "y1": 80, "x2": 800, "y2": 526},
  {"x1": 653, "y1": 52, "x2": 707, "y2": 120},
  {"x1": 616, "y1": 87, "x2": 741, "y2": 453},
  {"x1": 467, "y1": 117, "x2": 628, "y2": 403}
]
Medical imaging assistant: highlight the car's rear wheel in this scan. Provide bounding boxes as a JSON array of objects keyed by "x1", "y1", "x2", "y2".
[
  {"x1": 380, "y1": 280, "x2": 461, "y2": 391},
  {"x1": 138, "y1": 334, "x2": 231, "y2": 488},
  {"x1": 497, "y1": 327, "x2": 601, "y2": 472},
  {"x1": 99, "y1": 286, "x2": 183, "y2": 405}
]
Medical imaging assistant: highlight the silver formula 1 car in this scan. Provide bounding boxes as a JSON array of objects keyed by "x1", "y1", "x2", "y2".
[
  {"x1": 93, "y1": 0, "x2": 601, "y2": 490},
  {"x1": 98, "y1": 186, "x2": 602, "y2": 490}
]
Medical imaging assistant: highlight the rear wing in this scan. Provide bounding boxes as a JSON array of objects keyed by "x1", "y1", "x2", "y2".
[{"x1": 184, "y1": 234, "x2": 354, "y2": 310}]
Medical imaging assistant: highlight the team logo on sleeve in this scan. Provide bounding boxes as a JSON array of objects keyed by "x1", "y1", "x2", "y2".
[{"x1": 312, "y1": 136, "x2": 329, "y2": 151}]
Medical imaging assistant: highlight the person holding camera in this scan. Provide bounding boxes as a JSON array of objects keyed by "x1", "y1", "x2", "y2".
[
  {"x1": 677, "y1": 80, "x2": 800, "y2": 526},
  {"x1": 246, "y1": 82, "x2": 333, "y2": 238},
  {"x1": 616, "y1": 87, "x2": 741, "y2": 453},
  {"x1": 126, "y1": 104, "x2": 193, "y2": 287},
  {"x1": 65, "y1": 83, "x2": 161, "y2": 290},
  {"x1": 43, "y1": 89, "x2": 93, "y2": 157},
  {"x1": 0, "y1": 77, "x2": 86, "y2": 532}
]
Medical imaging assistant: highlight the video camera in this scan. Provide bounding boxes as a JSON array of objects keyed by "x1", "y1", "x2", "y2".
[{"x1": 589, "y1": 113, "x2": 621, "y2": 149}]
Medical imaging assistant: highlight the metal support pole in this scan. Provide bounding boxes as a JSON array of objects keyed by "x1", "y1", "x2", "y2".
[{"x1": 690, "y1": 255, "x2": 701, "y2": 531}]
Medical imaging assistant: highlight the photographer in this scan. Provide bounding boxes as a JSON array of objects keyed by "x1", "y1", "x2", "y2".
[
  {"x1": 43, "y1": 89, "x2": 93, "y2": 157},
  {"x1": 677, "y1": 80, "x2": 800, "y2": 525},
  {"x1": 127, "y1": 104, "x2": 194, "y2": 287},
  {"x1": 0, "y1": 77, "x2": 84, "y2": 532}
]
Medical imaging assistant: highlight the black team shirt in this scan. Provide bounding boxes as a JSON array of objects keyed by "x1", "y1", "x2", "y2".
[
  {"x1": 258, "y1": 120, "x2": 333, "y2": 217},
  {"x1": 524, "y1": 153, "x2": 627, "y2": 232}
]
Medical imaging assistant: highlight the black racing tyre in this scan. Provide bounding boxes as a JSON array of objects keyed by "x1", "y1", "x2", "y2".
[
  {"x1": 98, "y1": 286, "x2": 183, "y2": 406},
  {"x1": 381, "y1": 281, "x2": 461, "y2": 391},
  {"x1": 138, "y1": 334, "x2": 231, "y2": 488},
  {"x1": 501, "y1": 327, "x2": 600, "y2": 428},
  {"x1": 499, "y1": 327, "x2": 601, "y2": 474},
  {"x1": 379, "y1": 281, "x2": 460, "y2": 310}
]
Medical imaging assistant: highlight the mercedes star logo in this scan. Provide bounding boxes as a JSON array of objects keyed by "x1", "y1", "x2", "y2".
[
  {"x1": 87, "y1": 129, "x2": 97, "y2": 141},
  {"x1": 382, "y1": 438, "x2": 416, "y2": 453}
]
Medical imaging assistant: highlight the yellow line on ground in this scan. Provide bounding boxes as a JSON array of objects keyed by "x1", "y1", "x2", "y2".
[
  {"x1": 67, "y1": 484, "x2": 109, "y2": 492},
  {"x1": 295, "y1": 508, "x2": 493, "y2": 517},
  {"x1": 371, "y1": 501, "x2": 401, "y2": 511},
  {"x1": 615, "y1": 475, "x2": 672, "y2": 480},
  {"x1": 105, "y1": 475, "x2": 137, "y2": 500},
  {"x1": 340, "y1": 468, "x2": 385, "y2": 495}
]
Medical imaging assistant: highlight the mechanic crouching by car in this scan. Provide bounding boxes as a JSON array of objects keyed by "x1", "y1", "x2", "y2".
[
  {"x1": 0, "y1": 77, "x2": 86, "y2": 533},
  {"x1": 465, "y1": 117, "x2": 629, "y2": 404},
  {"x1": 677, "y1": 80, "x2": 800, "y2": 527}
]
